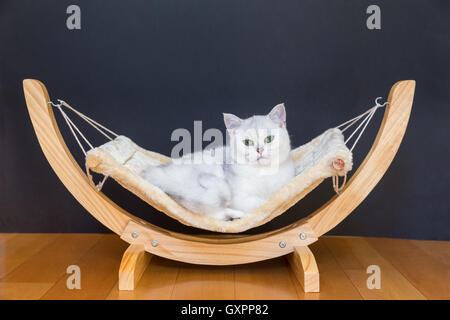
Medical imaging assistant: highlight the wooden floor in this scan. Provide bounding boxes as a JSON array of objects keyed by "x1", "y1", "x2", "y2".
[{"x1": 0, "y1": 234, "x2": 448, "y2": 300}]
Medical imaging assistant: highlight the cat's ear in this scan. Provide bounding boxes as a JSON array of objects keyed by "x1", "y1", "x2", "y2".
[
  {"x1": 223, "y1": 113, "x2": 242, "y2": 131},
  {"x1": 268, "y1": 103, "x2": 286, "y2": 127}
]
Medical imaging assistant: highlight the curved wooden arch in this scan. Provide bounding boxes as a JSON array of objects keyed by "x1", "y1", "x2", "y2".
[{"x1": 23, "y1": 79, "x2": 415, "y2": 265}]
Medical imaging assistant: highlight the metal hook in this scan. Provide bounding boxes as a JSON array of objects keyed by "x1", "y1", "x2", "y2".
[
  {"x1": 47, "y1": 100, "x2": 62, "y2": 108},
  {"x1": 375, "y1": 97, "x2": 389, "y2": 108}
]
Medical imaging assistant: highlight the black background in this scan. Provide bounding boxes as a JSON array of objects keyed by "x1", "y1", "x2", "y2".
[{"x1": 0, "y1": 0, "x2": 449, "y2": 240}]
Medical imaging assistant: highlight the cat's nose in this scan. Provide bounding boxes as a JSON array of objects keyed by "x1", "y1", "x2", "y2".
[{"x1": 256, "y1": 147, "x2": 264, "y2": 154}]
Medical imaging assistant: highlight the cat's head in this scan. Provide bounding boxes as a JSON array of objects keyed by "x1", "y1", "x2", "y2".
[{"x1": 224, "y1": 104, "x2": 291, "y2": 167}]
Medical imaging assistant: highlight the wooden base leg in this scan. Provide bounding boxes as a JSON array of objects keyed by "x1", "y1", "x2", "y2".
[
  {"x1": 287, "y1": 246, "x2": 320, "y2": 293},
  {"x1": 119, "y1": 244, "x2": 152, "y2": 291}
]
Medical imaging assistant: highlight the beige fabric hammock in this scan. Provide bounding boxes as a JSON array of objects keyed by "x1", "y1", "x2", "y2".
[
  {"x1": 49, "y1": 98, "x2": 388, "y2": 233},
  {"x1": 85, "y1": 128, "x2": 352, "y2": 233}
]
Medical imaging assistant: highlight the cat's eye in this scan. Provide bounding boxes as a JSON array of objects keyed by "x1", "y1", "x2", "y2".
[
  {"x1": 264, "y1": 135, "x2": 274, "y2": 143},
  {"x1": 243, "y1": 139, "x2": 254, "y2": 146}
]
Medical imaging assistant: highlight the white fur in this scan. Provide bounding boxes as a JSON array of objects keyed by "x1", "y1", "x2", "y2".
[{"x1": 141, "y1": 104, "x2": 295, "y2": 221}]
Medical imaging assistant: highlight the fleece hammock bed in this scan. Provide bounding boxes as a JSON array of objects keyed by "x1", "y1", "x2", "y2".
[{"x1": 85, "y1": 128, "x2": 352, "y2": 233}]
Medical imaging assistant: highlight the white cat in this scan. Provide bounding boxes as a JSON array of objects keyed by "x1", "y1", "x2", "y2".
[{"x1": 140, "y1": 104, "x2": 295, "y2": 221}]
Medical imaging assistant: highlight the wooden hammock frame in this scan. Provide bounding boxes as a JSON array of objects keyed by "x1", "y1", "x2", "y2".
[{"x1": 23, "y1": 79, "x2": 415, "y2": 292}]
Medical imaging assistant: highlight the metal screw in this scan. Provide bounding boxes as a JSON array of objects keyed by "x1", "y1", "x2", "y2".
[
  {"x1": 152, "y1": 240, "x2": 158, "y2": 247},
  {"x1": 299, "y1": 233, "x2": 307, "y2": 240},
  {"x1": 279, "y1": 241, "x2": 286, "y2": 248},
  {"x1": 131, "y1": 231, "x2": 139, "y2": 239}
]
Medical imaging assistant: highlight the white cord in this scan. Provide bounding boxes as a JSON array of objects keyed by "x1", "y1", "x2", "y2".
[
  {"x1": 48, "y1": 100, "x2": 112, "y2": 191},
  {"x1": 337, "y1": 97, "x2": 389, "y2": 151},
  {"x1": 58, "y1": 99, "x2": 119, "y2": 140}
]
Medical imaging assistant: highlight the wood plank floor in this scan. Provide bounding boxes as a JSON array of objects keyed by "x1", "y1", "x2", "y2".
[{"x1": 0, "y1": 234, "x2": 448, "y2": 300}]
